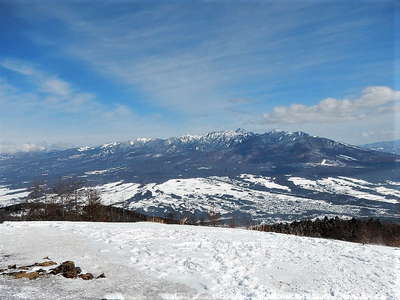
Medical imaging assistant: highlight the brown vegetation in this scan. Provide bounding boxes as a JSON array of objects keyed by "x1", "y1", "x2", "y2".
[
  {"x1": 1, "y1": 260, "x2": 105, "y2": 281},
  {"x1": 0, "y1": 201, "x2": 181, "y2": 224}
]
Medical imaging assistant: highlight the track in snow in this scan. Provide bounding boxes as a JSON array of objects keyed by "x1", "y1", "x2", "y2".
[{"x1": 0, "y1": 222, "x2": 399, "y2": 299}]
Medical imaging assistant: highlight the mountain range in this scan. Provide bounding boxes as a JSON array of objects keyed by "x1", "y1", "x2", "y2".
[
  {"x1": 362, "y1": 140, "x2": 400, "y2": 155},
  {"x1": 1, "y1": 129, "x2": 399, "y2": 224}
]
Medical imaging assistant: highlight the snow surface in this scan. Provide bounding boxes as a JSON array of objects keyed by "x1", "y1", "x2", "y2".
[
  {"x1": 96, "y1": 177, "x2": 371, "y2": 223},
  {"x1": 387, "y1": 180, "x2": 400, "y2": 186},
  {"x1": 96, "y1": 181, "x2": 141, "y2": 205},
  {"x1": 288, "y1": 177, "x2": 399, "y2": 204},
  {"x1": 85, "y1": 169, "x2": 110, "y2": 175},
  {"x1": 77, "y1": 146, "x2": 92, "y2": 152},
  {"x1": 101, "y1": 142, "x2": 120, "y2": 149},
  {"x1": 85, "y1": 167, "x2": 126, "y2": 176},
  {"x1": 0, "y1": 186, "x2": 29, "y2": 208},
  {"x1": 320, "y1": 159, "x2": 340, "y2": 167},
  {"x1": 239, "y1": 174, "x2": 290, "y2": 191},
  {"x1": 337, "y1": 155, "x2": 357, "y2": 161},
  {"x1": 0, "y1": 221, "x2": 398, "y2": 300}
]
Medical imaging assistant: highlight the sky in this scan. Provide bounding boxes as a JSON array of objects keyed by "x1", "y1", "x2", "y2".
[{"x1": 0, "y1": 0, "x2": 398, "y2": 152}]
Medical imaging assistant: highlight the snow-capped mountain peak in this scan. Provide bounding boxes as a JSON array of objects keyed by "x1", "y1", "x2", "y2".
[
  {"x1": 195, "y1": 128, "x2": 253, "y2": 145},
  {"x1": 163, "y1": 128, "x2": 254, "y2": 148},
  {"x1": 129, "y1": 137, "x2": 155, "y2": 145},
  {"x1": 101, "y1": 142, "x2": 120, "y2": 149},
  {"x1": 202, "y1": 128, "x2": 252, "y2": 140}
]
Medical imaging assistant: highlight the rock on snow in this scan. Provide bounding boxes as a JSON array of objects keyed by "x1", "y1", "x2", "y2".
[{"x1": 0, "y1": 222, "x2": 399, "y2": 299}]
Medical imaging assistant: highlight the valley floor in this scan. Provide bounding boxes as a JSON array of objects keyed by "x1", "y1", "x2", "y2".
[{"x1": 0, "y1": 221, "x2": 399, "y2": 299}]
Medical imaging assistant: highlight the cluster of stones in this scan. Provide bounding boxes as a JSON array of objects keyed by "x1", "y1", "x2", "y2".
[{"x1": 0, "y1": 258, "x2": 105, "y2": 281}]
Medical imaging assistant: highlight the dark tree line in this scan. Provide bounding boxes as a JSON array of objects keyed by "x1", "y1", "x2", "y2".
[
  {"x1": 1, "y1": 179, "x2": 399, "y2": 247},
  {"x1": 0, "y1": 178, "x2": 228, "y2": 225},
  {"x1": 0, "y1": 178, "x2": 178, "y2": 223},
  {"x1": 251, "y1": 216, "x2": 400, "y2": 247}
]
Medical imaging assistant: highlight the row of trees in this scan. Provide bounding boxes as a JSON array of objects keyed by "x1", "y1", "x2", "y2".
[
  {"x1": 25, "y1": 179, "x2": 226, "y2": 224},
  {"x1": 26, "y1": 178, "x2": 102, "y2": 220},
  {"x1": 252, "y1": 216, "x2": 400, "y2": 247},
  {"x1": 1, "y1": 178, "x2": 179, "y2": 223},
  {"x1": 3, "y1": 178, "x2": 399, "y2": 247}
]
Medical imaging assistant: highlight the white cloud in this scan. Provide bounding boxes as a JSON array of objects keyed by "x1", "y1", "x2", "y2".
[
  {"x1": 41, "y1": 78, "x2": 72, "y2": 96},
  {"x1": 0, "y1": 142, "x2": 45, "y2": 153},
  {"x1": 0, "y1": 59, "x2": 34, "y2": 75},
  {"x1": 0, "y1": 2, "x2": 395, "y2": 146},
  {"x1": 0, "y1": 58, "x2": 93, "y2": 111},
  {"x1": 262, "y1": 86, "x2": 400, "y2": 124},
  {"x1": 2, "y1": 58, "x2": 72, "y2": 99},
  {"x1": 0, "y1": 59, "x2": 179, "y2": 149},
  {"x1": 19, "y1": 1, "x2": 386, "y2": 117}
]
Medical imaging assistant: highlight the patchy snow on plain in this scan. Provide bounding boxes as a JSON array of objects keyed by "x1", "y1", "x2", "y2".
[
  {"x1": 95, "y1": 181, "x2": 141, "y2": 205},
  {"x1": 0, "y1": 222, "x2": 398, "y2": 300},
  {"x1": 239, "y1": 174, "x2": 290, "y2": 191},
  {"x1": 338, "y1": 177, "x2": 372, "y2": 185},
  {"x1": 337, "y1": 154, "x2": 357, "y2": 161},
  {"x1": 375, "y1": 186, "x2": 400, "y2": 198},
  {"x1": 318, "y1": 177, "x2": 398, "y2": 203},
  {"x1": 320, "y1": 159, "x2": 340, "y2": 166},
  {"x1": 77, "y1": 146, "x2": 92, "y2": 152},
  {"x1": 0, "y1": 186, "x2": 29, "y2": 208},
  {"x1": 105, "y1": 177, "x2": 369, "y2": 223},
  {"x1": 387, "y1": 180, "x2": 400, "y2": 186},
  {"x1": 85, "y1": 169, "x2": 109, "y2": 175},
  {"x1": 288, "y1": 176, "x2": 399, "y2": 204},
  {"x1": 93, "y1": 175, "x2": 399, "y2": 223},
  {"x1": 288, "y1": 177, "x2": 325, "y2": 192},
  {"x1": 85, "y1": 167, "x2": 126, "y2": 176}
]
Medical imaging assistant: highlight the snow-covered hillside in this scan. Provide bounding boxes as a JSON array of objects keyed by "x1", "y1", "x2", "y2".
[
  {"x1": 0, "y1": 222, "x2": 398, "y2": 299},
  {"x1": 2, "y1": 130, "x2": 398, "y2": 192},
  {"x1": 0, "y1": 186, "x2": 30, "y2": 207},
  {"x1": 362, "y1": 139, "x2": 400, "y2": 155},
  {"x1": 2, "y1": 174, "x2": 399, "y2": 224},
  {"x1": 93, "y1": 175, "x2": 400, "y2": 224}
]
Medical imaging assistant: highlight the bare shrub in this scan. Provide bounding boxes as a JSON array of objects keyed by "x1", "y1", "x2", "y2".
[
  {"x1": 84, "y1": 189, "x2": 103, "y2": 221},
  {"x1": 208, "y1": 209, "x2": 221, "y2": 226}
]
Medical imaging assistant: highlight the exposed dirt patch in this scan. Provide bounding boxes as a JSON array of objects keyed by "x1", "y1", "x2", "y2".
[{"x1": 0, "y1": 259, "x2": 105, "y2": 281}]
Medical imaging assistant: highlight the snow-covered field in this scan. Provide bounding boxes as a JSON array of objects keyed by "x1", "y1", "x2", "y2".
[
  {"x1": 288, "y1": 177, "x2": 399, "y2": 204},
  {"x1": 0, "y1": 186, "x2": 29, "y2": 208},
  {"x1": 94, "y1": 175, "x2": 400, "y2": 223},
  {"x1": 0, "y1": 222, "x2": 399, "y2": 299}
]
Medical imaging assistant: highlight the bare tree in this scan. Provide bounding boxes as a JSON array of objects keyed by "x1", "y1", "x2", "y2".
[
  {"x1": 208, "y1": 209, "x2": 221, "y2": 227},
  {"x1": 85, "y1": 188, "x2": 102, "y2": 221},
  {"x1": 28, "y1": 181, "x2": 46, "y2": 200},
  {"x1": 52, "y1": 177, "x2": 85, "y2": 219}
]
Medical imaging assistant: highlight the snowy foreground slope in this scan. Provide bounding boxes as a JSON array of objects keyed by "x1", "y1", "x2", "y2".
[{"x1": 1, "y1": 222, "x2": 399, "y2": 300}]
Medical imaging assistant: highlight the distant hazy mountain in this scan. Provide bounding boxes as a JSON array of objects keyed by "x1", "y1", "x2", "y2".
[
  {"x1": 362, "y1": 140, "x2": 400, "y2": 155},
  {"x1": 1, "y1": 129, "x2": 398, "y2": 185}
]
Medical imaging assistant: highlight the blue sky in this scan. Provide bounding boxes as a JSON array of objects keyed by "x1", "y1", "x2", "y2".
[{"x1": 0, "y1": 0, "x2": 398, "y2": 151}]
